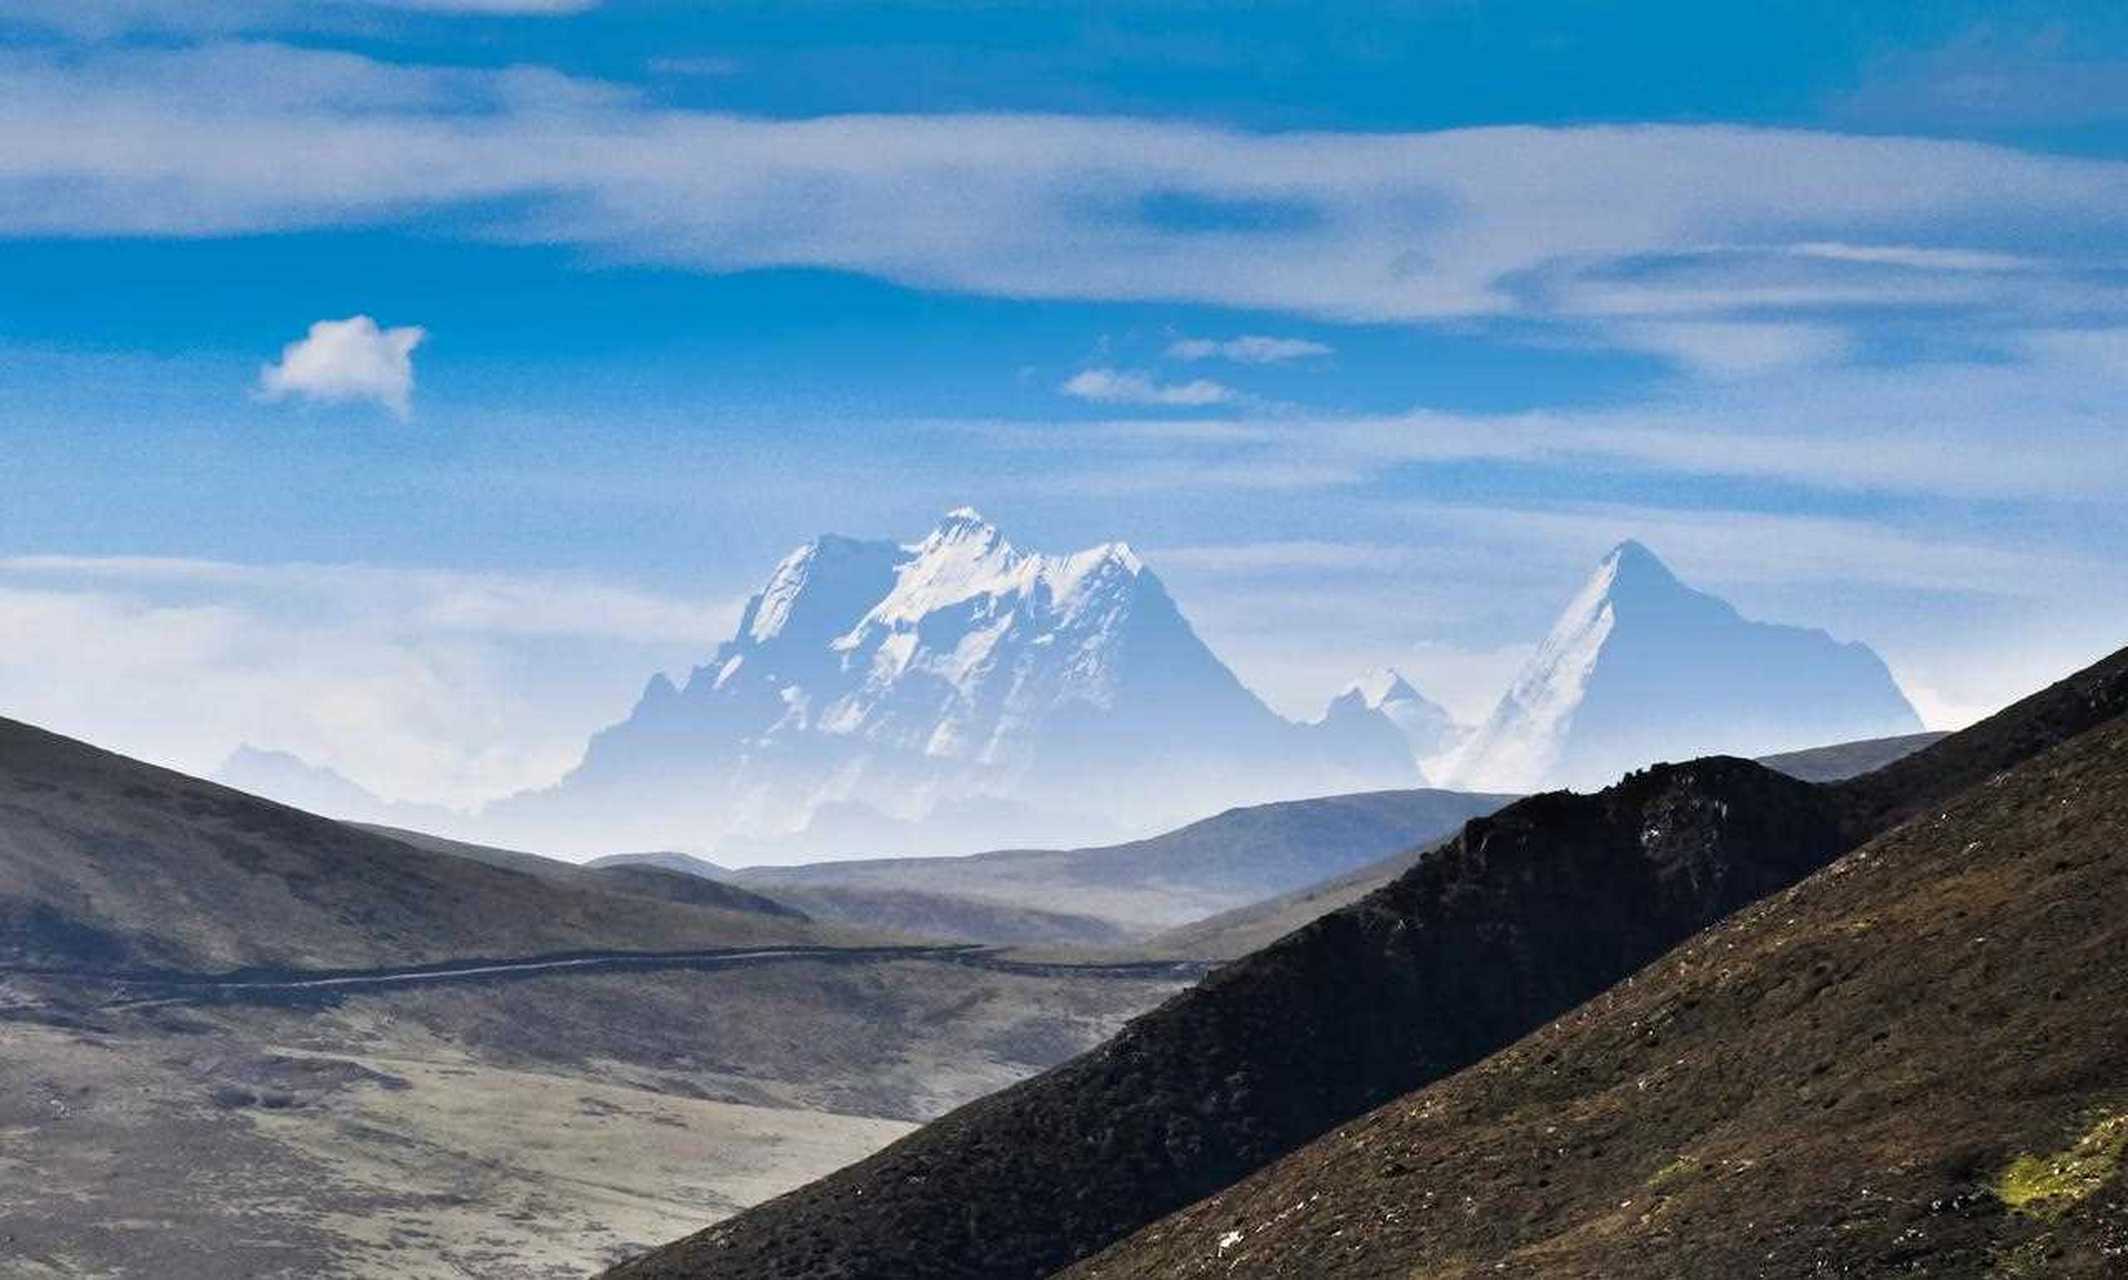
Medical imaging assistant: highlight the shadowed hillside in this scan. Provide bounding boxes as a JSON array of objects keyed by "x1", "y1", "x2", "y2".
[
  {"x1": 1151, "y1": 729, "x2": 1952, "y2": 963},
  {"x1": 1072, "y1": 699, "x2": 2128, "y2": 1277},
  {"x1": 0, "y1": 717, "x2": 846, "y2": 973},
  {"x1": 605, "y1": 643, "x2": 2128, "y2": 1280}
]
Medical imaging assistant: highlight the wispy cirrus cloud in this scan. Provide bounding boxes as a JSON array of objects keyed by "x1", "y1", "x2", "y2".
[
  {"x1": 1165, "y1": 335, "x2": 1333, "y2": 363},
  {"x1": 1060, "y1": 367, "x2": 1237, "y2": 406},
  {"x1": 989, "y1": 330, "x2": 2128, "y2": 502},
  {"x1": 5, "y1": 40, "x2": 2128, "y2": 345}
]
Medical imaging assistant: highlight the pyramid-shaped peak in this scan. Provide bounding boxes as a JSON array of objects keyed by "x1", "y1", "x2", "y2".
[{"x1": 1598, "y1": 539, "x2": 1684, "y2": 593}]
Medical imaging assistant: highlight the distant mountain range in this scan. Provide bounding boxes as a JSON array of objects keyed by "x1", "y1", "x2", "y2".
[
  {"x1": 483, "y1": 509, "x2": 1417, "y2": 858},
  {"x1": 219, "y1": 524, "x2": 1927, "y2": 860}
]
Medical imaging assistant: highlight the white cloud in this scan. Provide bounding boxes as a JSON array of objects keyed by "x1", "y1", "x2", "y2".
[
  {"x1": 1786, "y1": 241, "x2": 2033, "y2": 273},
  {"x1": 257, "y1": 315, "x2": 426, "y2": 418},
  {"x1": 1060, "y1": 368, "x2": 1237, "y2": 406},
  {"x1": 5, "y1": 41, "x2": 2127, "y2": 341},
  {"x1": 1166, "y1": 335, "x2": 1333, "y2": 364},
  {"x1": 985, "y1": 333, "x2": 2128, "y2": 502},
  {"x1": 1620, "y1": 320, "x2": 1849, "y2": 379}
]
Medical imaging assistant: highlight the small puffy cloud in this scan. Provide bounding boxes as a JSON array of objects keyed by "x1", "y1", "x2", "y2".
[
  {"x1": 1166, "y1": 335, "x2": 1334, "y2": 364},
  {"x1": 257, "y1": 315, "x2": 427, "y2": 419},
  {"x1": 1061, "y1": 367, "x2": 1236, "y2": 406}
]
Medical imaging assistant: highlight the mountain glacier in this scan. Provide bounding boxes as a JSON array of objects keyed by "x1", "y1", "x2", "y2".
[
  {"x1": 486, "y1": 510, "x2": 1418, "y2": 858},
  {"x1": 1438, "y1": 540, "x2": 1924, "y2": 793}
]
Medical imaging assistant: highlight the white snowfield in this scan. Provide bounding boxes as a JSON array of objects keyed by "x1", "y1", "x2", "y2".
[
  {"x1": 485, "y1": 510, "x2": 1417, "y2": 859},
  {"x1": 1438, "y1": 541, "x2": 1924, "y2": 794}
]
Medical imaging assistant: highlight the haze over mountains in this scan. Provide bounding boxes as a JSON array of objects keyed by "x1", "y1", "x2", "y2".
[
  {"x1": 487, "y1": 509, "x2": 1417, "y2": 858},
  {"x1": 214, "y1": 522, "x2": 1927, "y2": 864}
]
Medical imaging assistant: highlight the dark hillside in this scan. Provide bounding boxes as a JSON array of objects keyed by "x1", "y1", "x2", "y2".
[
  {"x1": 1832, "y1": 641, "x2": 2128, "y2": 835},
  {"x1": 0, "y1": 717, "x2": 841, "y2": 973},
  {"x1": 606, "y1": 641, "x2": 2128, "y2": 1280},
  {"x1": 1074, "y1": 705, "x2": 2128, "y2": 1278},
  {"x1": 356, "y1": 823, "x2": 807, "y2": 920}
]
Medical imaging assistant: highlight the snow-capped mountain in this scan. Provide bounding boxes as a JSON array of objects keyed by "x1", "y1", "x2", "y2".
[
  {"x1": 1323, "y1": 667, "x2": 1465, "y2": 780},
  {"x1": 1438, "y1": 541, "x2": 1923, "y2": 793},
  {"x1": 488, "y1": 510, "x2": 1418, "y2": 858}
]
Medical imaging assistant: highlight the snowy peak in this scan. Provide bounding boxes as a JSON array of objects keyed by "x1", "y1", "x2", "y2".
[
  {"x1": 1602, "y1": 538, "x2": 1681, "y2": 591},
  {"x1": 503, "y1": 510, "x2": 1419, "y2": 858},
  {"x1": 1440, "y1": 541, "x2": 1922, "y2": 793},
  {"x1": 857, "y1": 512, "x2": 1150, "y2": 636},
  {"x1": 742, "y1": 533, "x2": 903, "y2": 648}
]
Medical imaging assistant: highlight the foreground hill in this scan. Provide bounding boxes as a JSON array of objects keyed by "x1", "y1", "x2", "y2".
[
  {"x1": 730, "y1": 787, "x2": 1514, "y2": 933},
  {"x1": 606, "y1": 644, "x2": 2128, "y2": 1280},
  {"x1": 0, "y1": 716, "x2": 841, "y2": 973},
  {"x1": 1074, "y1": 701, "x2": 2128, "y2": 1277}
]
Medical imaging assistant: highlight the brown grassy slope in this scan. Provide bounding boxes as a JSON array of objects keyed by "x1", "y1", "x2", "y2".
[
  {"x1": 1071, "y1": 709, "x2": 2128, "y2": 1278},
  {"x1": 603, "y1": 642, "x2": 2128, "y2": 1280},
  {"x1": 0, "y1": 716, "x2": 847, "y2": 972}
]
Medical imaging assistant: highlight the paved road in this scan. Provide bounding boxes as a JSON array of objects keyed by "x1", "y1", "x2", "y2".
[{"x1": 5, "y1": 943, "x2": 1208, "y2": 1010}]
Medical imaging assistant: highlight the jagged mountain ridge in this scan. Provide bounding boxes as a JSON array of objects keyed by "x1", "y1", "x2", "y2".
[
  {"x1": 601, "y1": 641, "x2": 2128, "y2": 1280},
  {"x1": 489, "y1": 510, "x2": 1416, "y2": 858},
  {"x1": 1441, "y1": 540, "x2": 1924, "y2": 792}
]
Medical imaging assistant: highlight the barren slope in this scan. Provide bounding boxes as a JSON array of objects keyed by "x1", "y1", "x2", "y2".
[
  {"x1": 1074, "y1": 707, "x2": 2128, "y2": 1278},
  {"x1": 0, "y1": 716, "x2": 843, "y2": 973}
]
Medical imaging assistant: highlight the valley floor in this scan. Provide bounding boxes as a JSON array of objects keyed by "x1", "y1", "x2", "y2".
[{"x1": 0, "y1": 955, "x2": 1187, "y2": 1278}]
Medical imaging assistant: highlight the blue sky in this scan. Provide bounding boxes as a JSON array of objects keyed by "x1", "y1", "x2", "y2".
[{"x1": 4, "y1": 0, "x2": 2127, "y2": 805}]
